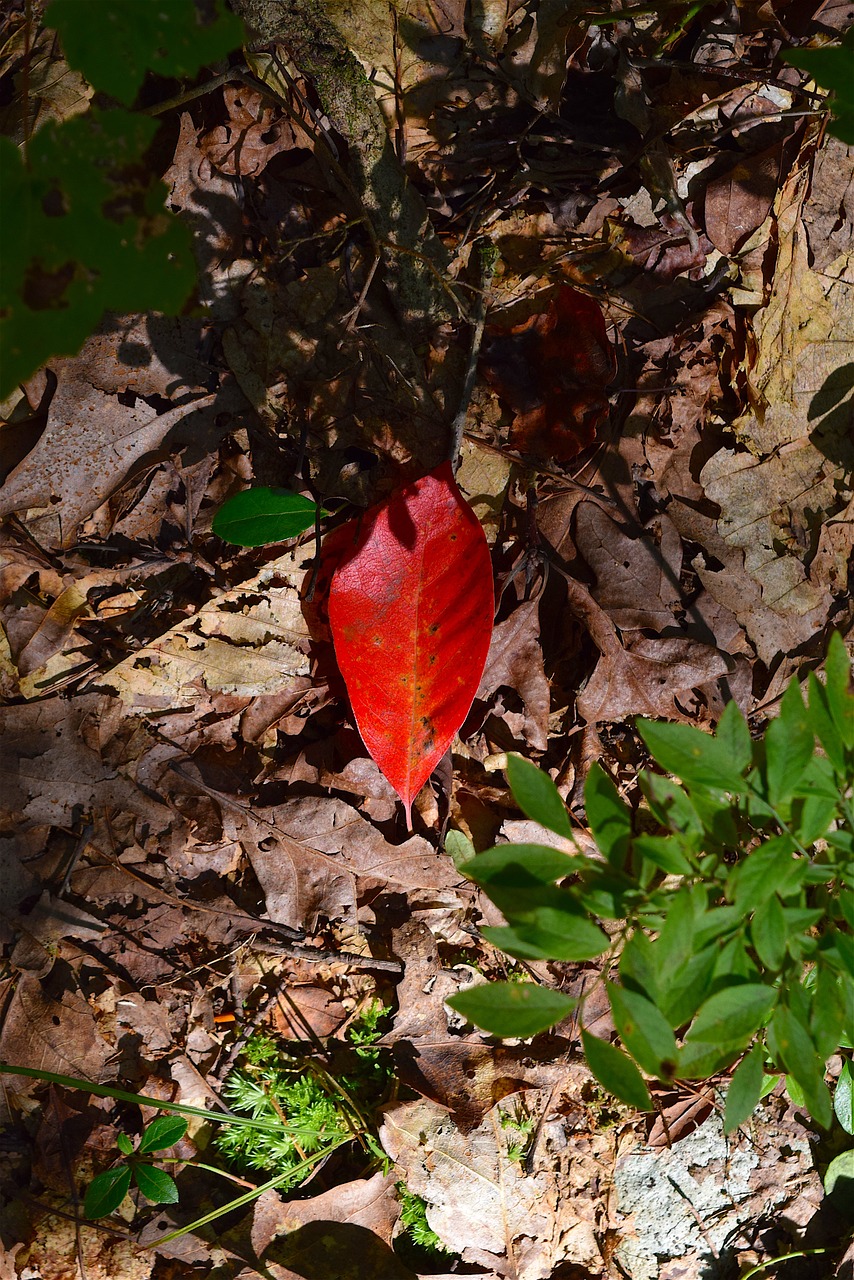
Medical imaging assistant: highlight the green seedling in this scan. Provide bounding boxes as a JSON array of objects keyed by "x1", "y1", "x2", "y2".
[
  {"x1": 448, "y1": 632, "x2": 854, "y2": 1134},
  {"x1": 84, "y1": 1115, "x2": 188, "y2": 1218}
]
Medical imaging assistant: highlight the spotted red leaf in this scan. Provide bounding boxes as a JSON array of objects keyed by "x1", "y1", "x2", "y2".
[
  {"x1": 480, "y1": 285, "x2": 616, "y2": 461},
  {"x1": 328, "y1": 461, "x2": 494, "y2": 825}
]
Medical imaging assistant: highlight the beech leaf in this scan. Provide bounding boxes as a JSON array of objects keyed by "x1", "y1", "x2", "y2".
[{"x1": 328, "y1": 462, "x2": 494, "y2": 825}]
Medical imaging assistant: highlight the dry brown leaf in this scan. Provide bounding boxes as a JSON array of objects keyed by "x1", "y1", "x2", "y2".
[
  {"x1": 380, "y1": 1093, "x2": 606, "y2": 1278},
  {"x1": 251, "y1": 1173, "x2": 402, "y2": 1258},
  {"x1": 577, "y1": 633, "x2": 733, "y2": 724},
  {"x1": 0, "y1": 332, "x2": 244, "y2": 548},
  {"x1": 96, "y1": 542, "x2": 314, "y2": 711},
  {"x1": 478, "y1": 598, "x2": 550, "y2": 751},
  {"x1": 241, "y1": 795, "x2": 458, "y2": 932},
  {"x1": 0, "y1": 696, "x2": 171, "y2": 832},
  {"x1": 702, "y1": 142, "x2": 783, "y2": 255},
  {"x1": 0, "y1": 24, "x2": 92, "y2": 143},
  {"x1": 200, "y1": 84, "x2": 313, "y2": 177},
  {"x1": 0, "y1": 975, "x2": 115, "y2": 1125},
  {"x1": 574, "y1": 506, "x2": 683, "y2": 632}
]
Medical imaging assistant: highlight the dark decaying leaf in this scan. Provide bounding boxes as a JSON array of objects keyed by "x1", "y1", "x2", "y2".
[
  {"x1": 480, "y1": 285, "x2": 616, "y2": 461},
  {"x1": 328, "y1": 462, "x2": 494, "y2": 824}
]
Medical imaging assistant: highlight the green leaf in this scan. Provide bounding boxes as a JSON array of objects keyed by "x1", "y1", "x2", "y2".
[
  {"x1": 764, "y1": 678, "x2": 814, "y2": 807},
  {"x1": 84, "y1": 1165, "x2": 132, "y2": 1218},
  {"x1": 653, "y1": 888, "x2": 696, "y2": 976},
  {"x1": 581, "y1": 1030, "x2": 651, "y2": 1110},
  {"x1": 607, "y1": 983, "x2": 679, "y2": 1079},
  {"x1": 133, "y1": 1162, "x2": 180, "y2": 1205},
  {"x1": 138, "y1": 1115, "x2": 188, "y2": 1154},
  {"x1": 811, "y1": 965, "x2": 846, "y2": 1058},
  {"x1": 619, "y1": 930, "x2": 661, "y2": 1006},
  {"x1": 807, "y1": 671, "x2": 846, "y2": 773},
  {"x1": 461, "y1": 844, "x2": 583, "y2": 887},
  {"x1": 506, "y1": 755, "x2": 573, "y2": 838},
  {"x1": 212, "y1": 488, "x2": 322, "y2": 547},
  {"x1": 637, "y1": 719, "x2": 748, "y2": 791},
  {"x1": 684, "y1": 984, "x2": 776, "y2": 1044},
  {"x1": 444, "y1": 829, "x2": 476, "y2": 871},
  {"x1": 640, "y1": 773, "x2": 704, "y2": 842},
  {"x1": 0, "y1": 112, "x2": 196, "y2": 397},
  {"x1": 767, "y1": 1006, "x2": 833, "y2": 1129},
  {"x1": 46, "y1": 0, "x2": 245, "y2": 106},
  {"x1": 834, "y1": 1059, "x2": 854, "y2": 1135},
  {"x1": 481, "y1": 905, "x2": 608, "y2": 962},
  {"x1": 116, "y1": 1133, "x2": 134, "y2": 1156},
  {"x1": 632, "y1": 835, "x2": 693, "y2": 877},
  {"x1": 678, "y1": 1038, "x2": 746, "y2": 1079},
  {"x1": 783, "y1": 28, "x2": 854, "y2": 145},
  {"x1": 656, "y1": 945, "x2": 718, "y2": 1029},
  {"x1": 750, "y1": 895, "x2": 787, "y2": 972},
  {"x1": 716, "y1": 700, "x2": 754, "y2": 772},
  {"x1": 447, "y1": 982, "x2": 576, "y2": 1038},
  {"x1": 726, "y1": 835, "x2": 800, "y2": 907},
  {"x1": 724, "y1": 1044, "x2": 766, "y2": 1133},
  {"x1": 824, "y1": 1150, "x2": 854, "y2": 1205},
  {"x1": 825, "y1": 630, "x2": 854, "y2": 749},
  {"x1": 584, "y1": 764, "x2": 632, "y2": 865}
]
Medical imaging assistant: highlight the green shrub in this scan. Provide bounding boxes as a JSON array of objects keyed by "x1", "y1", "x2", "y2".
[{"x1": 448, "y1": 633, "x2": 854, "y2": 1133}]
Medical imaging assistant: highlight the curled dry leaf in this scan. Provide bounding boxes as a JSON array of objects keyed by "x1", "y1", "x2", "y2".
[
  {"x1": 480, "y1": 285, "x2": 616, "y2": 461},
  {"x1": 328, "y1": 462, "x2": 494, "y2": 825}
]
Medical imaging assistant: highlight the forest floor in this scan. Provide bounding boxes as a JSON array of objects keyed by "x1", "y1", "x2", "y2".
[{"x1": 1, "y1": 1, "x2": 853, "y2": 1278}]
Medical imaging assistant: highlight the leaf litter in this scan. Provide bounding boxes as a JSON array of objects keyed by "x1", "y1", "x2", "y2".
[{"x1": 1, "y1": 1, "x2": 852, "y2": 1277}]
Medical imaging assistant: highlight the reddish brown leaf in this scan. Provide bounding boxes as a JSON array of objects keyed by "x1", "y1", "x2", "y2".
[
  {"x1": 328, "y1": 462, "x2": 494, "y2": 825},
  {"x1": 480, "y1": 285, "x2": 616, "y2": 461}
]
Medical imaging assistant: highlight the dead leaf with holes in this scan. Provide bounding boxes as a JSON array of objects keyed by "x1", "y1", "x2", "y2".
[{"x1": 380, "y1": 1093, "x2": 608, "y2": 1278}]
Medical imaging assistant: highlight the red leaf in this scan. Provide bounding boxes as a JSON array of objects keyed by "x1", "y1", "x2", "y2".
[
  {"x1": 480, "y1": 285, "x2": 616, "y2": 461},
  {"x1": 328, "y1": 461, "x2": 494, "y2": 826}
]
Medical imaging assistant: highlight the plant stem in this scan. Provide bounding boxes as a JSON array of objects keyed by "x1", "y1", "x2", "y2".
[
  {"x1": 0, "y1": 1065, "x2": 282, "y2": 1132},
  {"x1": 145, "y1": 1137, "x2": 351, "y2": 1246}
]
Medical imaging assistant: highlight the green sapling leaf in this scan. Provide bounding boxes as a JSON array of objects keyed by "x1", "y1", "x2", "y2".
[
  {"x1": 84, "y1": 1165, "x2": 132, "y2": 1218},
  {"x1": 834, "y1": 1058, "x2": 854, "y2": 1135},
  {"x1": 637, "y1": 719, "x2": 748, "y2": 791},
  {"x1": 764, "y1": 678, "x2": 814, "y2": 807},
  {"x1": 138, "y1": 1115, "x2": 188, "y2": 1154},
  {"x1": 584, "y1": 764, "x2": 631, "y2": 864},
  {"x1": 506, "y1": 755, "x2": 573, "y2": 838},
  {"x1": 606, "y1": 983, "x2": 679, "y2": 1079},
  {"x1": 724, "y1": 1044, "x2": 766, "y2": 1133},
  {"x1": 581, "y1": 1030, "x2": 651, "y2": 1110},
  {"x1": 133, "y1": 1163, "x2": 180, "y2": 1205},
  {"x1": 447, "y1": 982, "x2": 576, "y2": 1038}
]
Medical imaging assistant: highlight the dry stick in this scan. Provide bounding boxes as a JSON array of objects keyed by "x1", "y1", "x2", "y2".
[{"x1": 448, "y1": 238, "x2": 500, "y2": 468}]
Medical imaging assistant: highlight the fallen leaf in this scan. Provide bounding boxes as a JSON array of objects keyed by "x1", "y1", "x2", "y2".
[
  {"x1": 380, "y1": 1093, "x2": 606, "y2": 1278},
  {"x1": 200, "y1": 84, "x2": 312, "y2": 177},
  {"x1": 328, "y1": 462, "x2": 494, "y2": 825},
  {"x1": 577, "y1": 633, "x2": 733, "y2": 725},
  {"x1": 96, "y1": 542, "x2": 314, "y2": 710},
  {"x1": 477, "y1": 598, "x2": 551, "y2": 751},
  {"x1": 481, "y1": 285, "x2": 616, "y2": 461},
  {"x1": 574, "y1": 506, "x2": 683, "y2": 632},
  {"x1": 251, "y1": 1173, "x2": 402, "y2": 1258},
  {"x1": 702, "y1": 142, "x2": 784, "y2": 255},
  {"x1": 0, "y1": 329, "x2": 243, "y2": 548}
]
